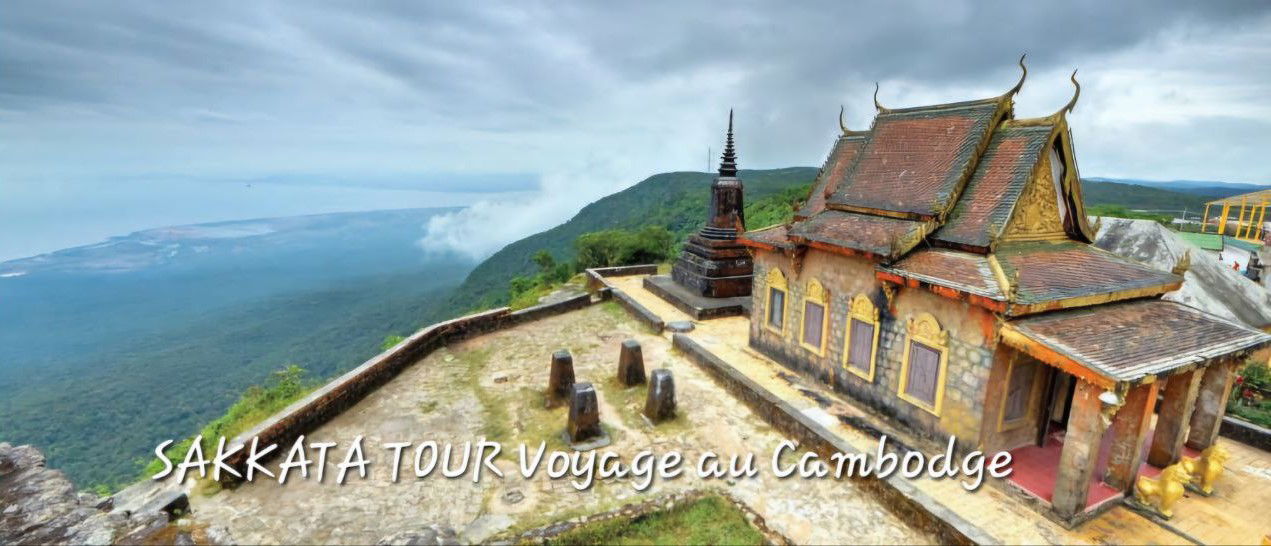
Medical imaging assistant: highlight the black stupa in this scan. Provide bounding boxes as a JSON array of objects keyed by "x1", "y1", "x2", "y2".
[{"x1": 669, "y1": 110, "x2": 754, "y2": 298}]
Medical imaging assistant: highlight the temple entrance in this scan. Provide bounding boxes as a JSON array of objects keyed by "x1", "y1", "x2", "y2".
[
  {"x1": 1006, "y1": 369, "x2": 1121, "y2": 511},
  {"x1": 1035, "y1": 369, "x2": 1075, "y2": 447}
]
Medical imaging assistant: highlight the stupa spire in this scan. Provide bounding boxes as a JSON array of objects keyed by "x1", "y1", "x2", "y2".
[{"x1": 718, "y1": 109, "x2": 738, "y2": 177}]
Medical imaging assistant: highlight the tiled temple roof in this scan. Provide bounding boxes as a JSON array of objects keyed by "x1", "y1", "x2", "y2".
[
  {"x1": 879, "y1": 249, "x2": 1006, "y2": 301},
  {"x1": 739, "y1": 223, "x2": 796, "y2": 251},
  {"x1": 796, "y1": 133, "x2": 867, "y2": 220},
  {"x1": 932, "y1": 124, "x2": 1053, "y2": 249},
  {"x1": 994, "y1": 242, "x2": 1181, "y2": 307},
  {"x1": 787, "y1": 210, "x2": 931, "y2": 259},
  {"x1": 1003, "y1": 300, "x2": 1271, "y2": 383},
  {"x1": 828, "y1": 99, "x2": 1004, "y2": 218}
]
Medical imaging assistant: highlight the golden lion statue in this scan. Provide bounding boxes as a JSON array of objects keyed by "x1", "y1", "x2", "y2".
[
  {"x1": 1134, "y1": 462, "x2": 1192, "y2": 518},
  {"x1": 1180, "y1": 444, "x2": 1230, "y2": 495}
]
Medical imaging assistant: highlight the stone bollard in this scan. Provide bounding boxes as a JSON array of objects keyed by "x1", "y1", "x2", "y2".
[
  {"x1": 567, "y1": 383, "x2": 603, "y2": 443},
  {"x1": 643, "y1": 369, "x2": 676, "y2": 423},
  {"x1": 546, "y1": 349, "x2": 575, "y2": 408},
  {"x1": 617, "y1": 339, "x2": 646, "y2": 387}
]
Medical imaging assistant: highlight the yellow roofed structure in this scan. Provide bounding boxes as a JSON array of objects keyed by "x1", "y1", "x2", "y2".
[{"x1": 1200, "y1": 188, "x2": 1271, "y2": 242}]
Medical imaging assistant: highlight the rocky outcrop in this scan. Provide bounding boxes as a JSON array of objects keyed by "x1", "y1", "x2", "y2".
[
  {"x1": 1, "y1": 442, "x2": 128, "y2": 544},
  {"x1": 0, "y1": 442, "x2": 226, "y2": 545}
]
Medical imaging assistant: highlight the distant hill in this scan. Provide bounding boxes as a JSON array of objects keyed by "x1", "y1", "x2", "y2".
[
  {"x1": 1086, "y1": 177, "x2": 1267, "y2": 200},
  {"x1": 1080, "y1": 179, "x2": 1216, "y2": 215}
]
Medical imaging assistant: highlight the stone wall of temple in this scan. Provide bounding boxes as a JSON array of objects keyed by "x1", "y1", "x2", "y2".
[{"x1": 749, "y1": 249, "x2": 995, "y2": 449}]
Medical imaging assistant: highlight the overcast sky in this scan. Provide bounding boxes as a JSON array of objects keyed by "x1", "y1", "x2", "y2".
[{"x1": 3, "y1": 1, "x2": 1270, "y2": 259}]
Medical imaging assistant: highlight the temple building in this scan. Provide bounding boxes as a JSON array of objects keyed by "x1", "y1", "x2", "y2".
[{"x1": 738, "y1": 59, "x2": 1271, "y2": 524}]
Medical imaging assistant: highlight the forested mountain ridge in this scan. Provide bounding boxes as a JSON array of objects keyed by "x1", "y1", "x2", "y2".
[{"x1": 443, "y1": 167, "x2": 819, "y2": 312}]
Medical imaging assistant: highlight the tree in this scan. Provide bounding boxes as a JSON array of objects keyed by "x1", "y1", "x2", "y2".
[{"x1": 532, "y1": 250, "x2": 556, "y2": 274}]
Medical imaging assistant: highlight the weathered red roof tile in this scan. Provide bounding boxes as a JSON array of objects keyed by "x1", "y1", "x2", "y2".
[
  {"x1": 933, "y1": 124, "x2": 1053, "y2": 248},
  {"x1": 796, "y1": 133, "x2": 866, "y2": 220},
  {"x1": 995, "y1": 242, "x2": 1180, "y2": 306},
  {"x1": 739, "y1": 224, "x2": 795, "y2": 250},
  {"x1": 1005, "y1": 300, "x2": 1271, "y2": 382},
  {"x1": 880, "y1": 249, "x2": 1006, "y2": 300},
  {"x1": 828, "y1": 99, "x2": 1004, "y2": 217},
  {"x1": 787, "y1": 210, "x2": 930, "y2": 259}
]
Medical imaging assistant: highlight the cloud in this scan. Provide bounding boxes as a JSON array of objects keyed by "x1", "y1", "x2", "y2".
[{"x1": 3, "y1": 0, "x2": 1271, "y2": 258}]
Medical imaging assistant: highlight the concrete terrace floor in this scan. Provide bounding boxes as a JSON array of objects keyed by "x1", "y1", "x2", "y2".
[
  {"x1": 190, "y1": 302, "x2": 931, "y2": 545},
  {"x1": 608, "y1": 274, "x2": 1271, "y2": 546}
]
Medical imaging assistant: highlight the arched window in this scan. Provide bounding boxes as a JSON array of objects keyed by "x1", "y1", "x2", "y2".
[
  {"x1": 898, "y1": 313, "x2": 949, "y2": 416},
  {"x1": 799, "y1": 279, "x2": 828, "y2": 356},
  {"x1": 764, "y1": 268, "x2": 788, "y2": 334},
  {"x1": 844, "y1": 294, "x2": 880, "y2": 381}
]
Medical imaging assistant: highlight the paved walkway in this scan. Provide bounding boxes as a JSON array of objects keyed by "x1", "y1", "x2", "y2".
[
  {"x1": 612, "y1": 273, "x2": 1271, "y2": 545},
  {"x1": 192, "y1": 303, "x2": 931, "y2": 545}
]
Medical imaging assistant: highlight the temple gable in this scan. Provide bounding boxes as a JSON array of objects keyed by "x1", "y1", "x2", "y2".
[{"x1": 999, "y1": 146, "x2": 1069, "y2": 243}]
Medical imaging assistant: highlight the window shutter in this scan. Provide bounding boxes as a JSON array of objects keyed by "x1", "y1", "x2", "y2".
[
  {"x1": 802, "y1": 301, "x2": 824, "y2": 347},
  {"x1": 768, "y1": 288, "x2": 784, "y2": 328},
  {"x1": 848, "y1": 318, "x2": 874, "y2": 372},
  {"x1": 1003, "y1": 359, "x2": 1035, "y2": 422},
  {"x1": 906, "y1": 342, "x2": 941, "y2": 405}
]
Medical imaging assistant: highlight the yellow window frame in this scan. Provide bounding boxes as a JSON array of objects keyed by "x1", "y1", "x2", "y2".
[
  {"x1": 798, "y1": 278, "x2": 828, "y2": 356},
  {"x1": 764, "y1": 267, "x2": 788, "y2": 335},
  {"x1": 897, "y1": 312, "x2": 949, "y2": 416},
  {"x1": 843, "y1": 293, "x2": 880, "y2": 382}
]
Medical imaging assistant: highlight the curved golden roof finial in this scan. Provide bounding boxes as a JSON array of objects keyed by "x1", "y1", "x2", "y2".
[
  {"x1": 873, "y1": 82, "x2": 888, "y2": 113},
  {"x1": 839, "y1": 105, "x2": 849, "y2": 134},
  {"x1": 1005, "y1": 53, "x2": 1027, "y2": 97},
  {"x1": 1062, "y1": 69, "x2": 1080, "y2": 114}
]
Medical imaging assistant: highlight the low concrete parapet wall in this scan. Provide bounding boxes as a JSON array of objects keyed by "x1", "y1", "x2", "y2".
[
  {"x1": 611, "y1": 289, "x2": 665, "y2": 333},
  {"x1": 672, "y1": 333, "x2": 997, "y2": 546},
  {"x1": 221, "y1": 292, "x2": 597, "y2": 475},
  {"x1": 583, "y1": 264, "x2": 664, "y2": 332},
  {"x1": 586, "y1": 264, "x2": 660, "y2": 278},
  {"x1": 1220, "y1": 415, "x2": 1271, "y2": 451}
]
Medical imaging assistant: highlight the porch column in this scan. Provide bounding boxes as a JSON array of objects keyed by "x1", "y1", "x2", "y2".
[
  {"x1": 1104, "y1": 381, "x2": 1159, "y2": 491},
  {"x1": 1186, "y1": 359, "x2": 1238, "y2": 451},
  {"x1": 1147, "y1": 368, "x2": 1202, "y2": 467},
  {"x1": 1052, "y1": 379, "x2": 1107, "y2": 519}
]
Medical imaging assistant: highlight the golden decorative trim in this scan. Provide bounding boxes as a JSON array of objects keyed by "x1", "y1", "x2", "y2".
[
  {"x1": 824, "y1": 202, "x2": 931, "y2": 221},
  {"x1": 1006, "y1": 281, "x2": 1183, "y2": 317},
  {"x1": 881, "y1": 283, "x2": 897, "y2": 308},
  {"x1": 999, "y1": 324, "x2": 1116, "y2": 389},
  {"x1": 1171, "y1": 250, "x2": 1191, "y2": 276},
  {"x1": 1001, "y1": 149, "x2": 1067, "y2": 242},
  {"x1": 987, "y1": 255, "x2": 1013, "y2": 302},
  {"x1": 1003, "y1": 53, "x2": 1027, "y2": 99},
  {"x1": 897, "y1": 312, "x2": 949, "y2": 416},
  {"x1": 844, "y1": 294, "x2": 881, "y2": 382},
  {"x1": 790, "y1": 246, "x2": 808, "y2": 277},
  {"x1": 798, "y1": 278, "x2": 829, "y2": 357},
  {"x1": 1062, "y1": 69, "x2": 1081, "y2": 114},
  {"x1": 874, "y1": 82, "x2": 890, "y2": 113}
]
